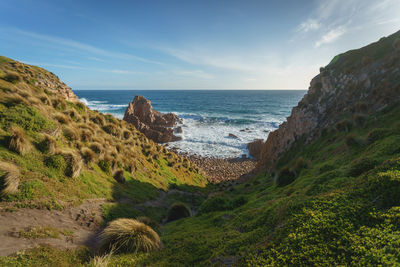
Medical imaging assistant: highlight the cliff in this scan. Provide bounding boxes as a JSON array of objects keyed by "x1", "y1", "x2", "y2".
[{"x1": 258, "y1": 30, "x2": 400, "y2": 171}]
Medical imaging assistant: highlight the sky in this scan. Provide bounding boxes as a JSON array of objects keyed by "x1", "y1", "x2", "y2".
[{"x1": 0, "y1": 0, "x2": 400, "y2": 90}]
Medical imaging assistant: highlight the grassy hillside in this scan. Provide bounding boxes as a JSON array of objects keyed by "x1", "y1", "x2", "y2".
[
  {"x1": 1, "y1": 30, "x2": 400, "y2": 266},
  {"x1": 0, "y1": 55, "x2": 206, "y2": 217}
]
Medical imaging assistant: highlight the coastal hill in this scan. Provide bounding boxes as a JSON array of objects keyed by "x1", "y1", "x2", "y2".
[
  {"x1": 258, "y1": 29, "x2": 400, "y2": 171},
  {"x1": 0, "y1": 30, "x2": 399, "y2": 266}
]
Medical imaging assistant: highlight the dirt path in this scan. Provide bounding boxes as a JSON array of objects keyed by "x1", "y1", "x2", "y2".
[{"x1": 0, "y1": 198, "x2": 107, "y2": 256}]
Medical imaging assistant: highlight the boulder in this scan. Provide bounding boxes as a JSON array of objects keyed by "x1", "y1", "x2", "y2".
[
  {"x1": 247, "y1": 139, "x2": 264, "y2": 159},
  {"x1": 176, "y1": 126, "x2": 183, "y2": 133},
  {"x1": 123, "y1": 96, "x2": 181, "y2": 143},
  {"x1": 228, "y1": 133, "x2": 238, "y2": 139}
]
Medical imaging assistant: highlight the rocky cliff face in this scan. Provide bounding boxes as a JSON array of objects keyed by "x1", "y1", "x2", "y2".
[
  {"x1": 5, "y1": 60, "x2": 78, "y2": 101},
  {"x1": 258, "y1": 30, "x2": 400, "y2": 171},
  {"x1": 123, "y1": 95, "x2": 181, "y2": 143}
]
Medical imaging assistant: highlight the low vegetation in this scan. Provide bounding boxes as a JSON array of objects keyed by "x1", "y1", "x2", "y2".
[{"x1": 99, "y1": 218, "x2": 161, "y2": 253}]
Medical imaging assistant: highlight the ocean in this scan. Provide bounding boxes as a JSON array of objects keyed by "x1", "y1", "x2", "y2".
[{"x1": 74, "y1": 90, "x2": 306, "y2": 158}]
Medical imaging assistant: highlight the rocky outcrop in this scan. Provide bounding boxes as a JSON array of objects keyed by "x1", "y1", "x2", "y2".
[
  {"x1": 258, "y1": 30, "x2": 400, "y2": 171},
  {"x1": 123, "y1": 95, "x2": 181, "y2": 143},
  {"x1": 247, "y1": 139, "x2": 264, "y2": 159},
  {"x1": 8, "y1": 61, "x2": 78, "y2": 101}
]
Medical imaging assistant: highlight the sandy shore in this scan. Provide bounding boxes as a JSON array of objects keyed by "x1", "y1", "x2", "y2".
[{"x1": 176, "y1": 152, "x2": 257, "y2": 183}]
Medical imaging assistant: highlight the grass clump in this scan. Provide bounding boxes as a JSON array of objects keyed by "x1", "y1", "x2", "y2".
[
  {"x1": 113, "y1": 170, "x2": 126, "y2": 184},
  {"x1": 45, "y1": 154, "x2": 66, "y2": 170},
  {"x1": 166, "y1": 202, "x2": 192, "y2": 222},
  {"x1": 137, "y1": 216, "x2": 161, "y2": 234},
  {"x1": 99, "y1": 218, "x2": 161, "y2": 253},
  {"x1": 366, "y1": 128, "x2": 390, "y2": 143},
  {"x1": 8, "y1": 126, "x2": 30, "y2": 155},
  {"x1": 2, "y1": 70, "x2": 22, "y2": 83},
  {"x1": 60, "y1": 150, "x2": 82, "y2": 178},
  {"x1": 0, "y1": 162, "x2": 20, "y2": 197},
  {"x1": 62, "y1": 126, "x2": 78, "y2": 141},
  {"x1": 81, "y1": 147, "x2": 96, "y2": 164},
  {"x1": 37, "y1": 134, "x2": 56, "y2": 154},
  {"x1": 275, "y1": 166, "x2": 297, "y2": 186},
  {"x1": 98, "y1": 159, "x2": 111, "y2": 174},
  {"x1": 347, "y1": 157, "x2": 377, "y2": 177}
]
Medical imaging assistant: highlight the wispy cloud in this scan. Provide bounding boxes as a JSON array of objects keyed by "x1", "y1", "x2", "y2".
[
  {"x1": 297, "y1": 19, "x2": 321, "y2": 33},
  {"x1": 7, "y1": 27, "x2": 164, "y2": 65},
  {"x1": 21, "y1": 61, "x2": 144, "y2": 75},
  {"x1": 315, "y1": 26, "x2": 347, "y2": 47},
  {"x1": 295, "y1": 0, "x2": 400, "y2": 48}
]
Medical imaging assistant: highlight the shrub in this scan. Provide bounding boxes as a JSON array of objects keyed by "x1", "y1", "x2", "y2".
[
  {"x1": 353, "y1": 113, "x2": 368, "y2": 127},
  {"x1": 294, "y1": 157, "x2": 309, "y2": 173},
  {"x1": 8, "y1": 126, "x2": 30, "y2": 155},
  {"x1": 37, "y1": 134, "x2": 56, "y2": 154},
  {"x1": 98, "y1": 159, "x2": 111, "y2": 174},
  {"x1": 137, "y1": 216, "x2": 161, "y2": 234},
  {"x1": 45, "y1": 154, "x2": 66, "y2": 170},
  {"x1": 334, "y1": 119, "x2": 352, "y2": 132},
  {"x1": 99, "y1": 218, "x2": 161, "y2": 253},
  {"x1": 345, "y1": 133, "x2": 362, "y2": 147},
  {"x1": 81, "y1": 147, "x2": 96, "y2": 164},
  {"x1": 275, "y1": 166, "x2": 297, "y2": 187},
  {"x1": 230, "y1": 196, "x2": 248, "y2": 209},
  {"x1": 62, "y1": 126, "x2": 78, "y2": 141},
  {"x1": 166, "y1": 202, "x2": 192, "y2": 222},
  {"x1": 60, "y1": 150, "x2": 83, "y2": 178},
  {"x1": 366, "y1": 128, "x2": 389, "y2": 144},
  {"x1": 113, "y1": 170, "x2": 126, "y2": 184},
  {"x1": 0, "y1": 162, "x2": 20, "y2": 197},
  {"x1": 347, "y1": 158, "x2": 377, "y2": 177},
  {"x1": 198, "y1": 195, "x2": 230, "y2": 214}
]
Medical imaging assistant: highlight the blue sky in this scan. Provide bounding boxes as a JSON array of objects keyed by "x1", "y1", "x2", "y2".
[{"x1": 1, "y1": 0, "x2": 399, "y2": 90}]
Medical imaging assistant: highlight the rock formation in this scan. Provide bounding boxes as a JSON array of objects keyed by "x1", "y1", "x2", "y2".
[
  {"x1": 123, "y1": 95, "x2": 181, "y2": 143},
  {"x1": 258, "y1": 30, "x2": 400, "y2": 171},
  {"x1": 8, "y1": 61, "x2": 78, "y2": 101},
  {"x1": 247, "y1": 139, "x2": 264, "y2": 159}
]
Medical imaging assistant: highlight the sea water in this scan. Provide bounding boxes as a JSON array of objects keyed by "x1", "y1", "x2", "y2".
[{"x1": 75, "y1": 90, "x2": 306, "y2": 158}]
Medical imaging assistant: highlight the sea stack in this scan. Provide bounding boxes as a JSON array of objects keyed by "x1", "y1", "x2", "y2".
[{"x1": 123, "y1": 95, "x2": 182, "y2": 143}]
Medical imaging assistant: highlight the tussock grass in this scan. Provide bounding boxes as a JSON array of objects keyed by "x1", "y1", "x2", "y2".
[
  {"x1": 122, "y1": 130, "x2": 131, "y2": 140},
  {"x1": 99, "y1": 218, "x2": 161, "y2": 253},
  {"x1": 81, "y1": 147, "x2": 96, "y2": 164},
  {"x1": 3, "y1": 70, "x2": 22, "y2": 83},
  {"x1": 0, "y1": 162, "x2": 20, "y2": 197},
  {"x1": 37, "y1": 134, "x2": 57, "y2": 154},
  {"x1": 137, "y1": 216, "x2": 161, "y2": 234},
  {"x1": 113, "y1": 169, "x2": 126, "y2": 184},
  {"x1": 80, "y1": 129, "x2": 92, "y2": 142},
  {"x1": 1, "y1": 93, "x2": 28, "y2": 107},
  {"x1": 60, "y1": 150, "x2": 82, "y2": 178},
  {"x1": 90, "y1": 113, "x2": 106, "y2": 126},
  {"x1": 166, "y1": 202, "x2": 192, "y2": 222},
  {"x1": 62, "y1": 126, "x2": 78, "y2": 141},
  {"x1": 92, "y1": 250, "x2": 113, "y2": 267},
  {"x1": 8, "y1": 126, "x2": 30, "y2": 155},
  {"x1": 54, "y1": 113, "x2": 71, "y2": 124},
  {"x1": 90, "y1": 142, "x2": 104, "y2": 157},
  {"x1": 102, "y1": 124, "x2": 120, "y2": 137}
]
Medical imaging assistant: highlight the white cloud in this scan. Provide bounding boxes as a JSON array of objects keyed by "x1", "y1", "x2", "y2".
[
  {"x1": 297, "y1": 19, "x2": 321, "y2": 33},
  {"x1": 315, "y1": 26, "x2": 347, "y2": 47}
]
